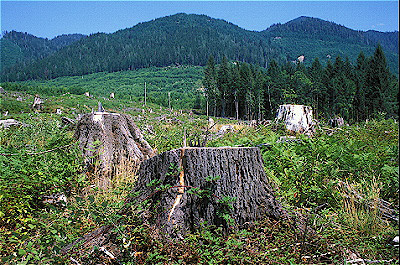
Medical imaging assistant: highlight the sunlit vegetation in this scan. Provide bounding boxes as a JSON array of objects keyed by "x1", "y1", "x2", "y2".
[
  {"x1": 0, "y1": 88, "x2": 398, "y2": 264},
  {"x1": 0, "y1": 12, "x2": 398, "y2": 265},
  {"x1": 2, "y1": 65, "x2": 204, "y2": 110}
]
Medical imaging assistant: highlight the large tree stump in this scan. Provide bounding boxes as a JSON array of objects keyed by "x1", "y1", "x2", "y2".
[
  {"x1": 276, "y1": 104, "x2": 315, "y2": 135},
  {"x1": 74, "y1": 112, "x2": 155, "y2": 188},
  {"x1": 131, "y1": 147, "x2": 286, "y2": 238},
  {"x1": 61, "y1": 147, "x2": 296, "y2": 260}
]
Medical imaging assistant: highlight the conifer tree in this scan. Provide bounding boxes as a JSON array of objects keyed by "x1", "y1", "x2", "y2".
[
  {"x1": 323, "y1": 60, "x2": 335, "y2": 116},
  {"x1": 203, "y1": 55, "x2": 218, "y2": 116},
  {"x1": 217, "y1": 56, "x2": 230, "y2": 117},
  {"x1": 230, "y1": 62, "x2": 241, "y2": 119},
  {"x1": 354, "y1": 51, "x2": 367, "y2": 121},
  {"x1": 365, "y1": 44, "x2": 391, "y2": 117},
  {"x1": 265, "y1": 60, "x2": 282, "y2": 118},
  {"x1": 309, "y1": 58, "x2": 325, "y2": 118},
  {"x1": 239, "y1": 62, "x2": 253, "y2": 119}
]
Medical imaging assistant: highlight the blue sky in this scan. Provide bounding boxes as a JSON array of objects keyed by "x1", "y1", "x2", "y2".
[{"x1": 1, "y1": 1, "x2": 398, "y2": 39}]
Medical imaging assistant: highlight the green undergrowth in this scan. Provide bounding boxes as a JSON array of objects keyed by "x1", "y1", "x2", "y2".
[{"x1": 0, "y1": 91, "x2": 398, "y2": 264}]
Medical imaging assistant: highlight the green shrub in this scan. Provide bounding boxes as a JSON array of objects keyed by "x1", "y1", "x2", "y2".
[
  {"x1": 0, "y1": 115, "x2": 84, "y2": 227},
  {"x1": 0, "y1": 97, "x2": 31, "y2": 114}
]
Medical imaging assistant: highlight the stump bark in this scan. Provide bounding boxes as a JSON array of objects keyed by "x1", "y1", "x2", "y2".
[
  {"x1": 131, "y1": 147, "x2": 286, "y2": 238},
  {"x1": 74, "y1": 112, "x2": 155, "y2": 188},
  {"x1": 276, "y1": 104, "x2": 315, "y2": 135}
]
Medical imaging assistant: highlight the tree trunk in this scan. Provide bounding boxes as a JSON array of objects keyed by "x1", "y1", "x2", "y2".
[
  {"x1": 74, "y1": 112, "x2": 155, "y2": 189},
  {"x1": 276, "y1": 104, "x2": 315, "y2": 135},
  {"x1": 130, "y1": 147, "x2": 287, "y2": 239}
]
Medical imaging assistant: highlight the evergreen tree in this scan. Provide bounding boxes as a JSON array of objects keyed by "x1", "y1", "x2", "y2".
[
  {"x1": 322, "y1": 60, "x2": 335, "y2": 116},
  {"x1": 354, "y1": 51, "x2": 368, "y2": 121},
  {"x1": 331, "y1": 56, "x2": 356, "y2": 120},
  {"x1": 203, "y1": 55, "x2": 218, "y2": 116},
  {"x1": 281, "y1": 61, "x2": 296, "y2": 76},
  {"x1": 308, "y1": 58, "x2": 325, "y2": 118},
  {"x1": 254, "y1": 69, "x2": 266, "y2": 120},
  {"x1": 291, "y1": 70, "x2": 311, "y2": 105},
  {"x1": 265, "y1": 60, "x2": 284, "y2": 118},
  {"x1": 239, "y1": 62, "x2": 253, "y2": 119},
  {"x1": 295, "y1": 62, "x2": 307, "y2": 75},
  {"x1": 365, "y1": 44, "x2": 392, "y2": 117},
  {"x1": 230, "y1": 62, "x2": 241, "y2": 119},
  {"x1": 217, "y1": 56, "x2": 230, "y2": 117}
]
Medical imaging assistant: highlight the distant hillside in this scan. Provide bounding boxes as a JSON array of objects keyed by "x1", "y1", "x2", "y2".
[
  {"x1": 1, "y1": 14, "x2": 398, "y2": 81},
  {"x1": 262, "y1": 16, "x2": 398, "y2": 71},
  {"x1": 1, "y1": 13, "x2": 279, "y2": 81},
  {"x1": 263, "y1": 16, "x2": 398, "y2": 53},
  {"x1": 0, "y1": 31, "x2": 86, "y2": 70},
  {"x1": 6, "y1": 65, "x2": 204, "y2": 109}
]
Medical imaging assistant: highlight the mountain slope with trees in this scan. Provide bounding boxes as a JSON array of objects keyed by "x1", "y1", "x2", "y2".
[
  {"x1": 0, "y1": 14, "x2": 278, "y2": 81},
  {"x1": 263, "y1": 16, "x2": 398, "y2": 53},
  {"x1": 262, "y1": 16, "x2": 399, "y2": 72},
  {"x1": 0, "y1": 31, "x2": 86, "y2": 71},
  {"x1": 1, "y1": 13, "x2": 398, "y2": 81}
]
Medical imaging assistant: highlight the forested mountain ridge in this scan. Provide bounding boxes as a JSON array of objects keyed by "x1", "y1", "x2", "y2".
[
  {"x1": 0, "y1": 31, "x2": 86, "y2": 71},
  {"x1": 262, "y1": 16, "x2": 398, "y2": 71},
  {"x1": 0, "y1": 13, "x2": 278, "y2": 81},
  {"x1": 1, "y1": 13, "x2": 398, "y2": 81},
  {"x1": 263, "y1": 16, "x2": 398, "y2": 53}
]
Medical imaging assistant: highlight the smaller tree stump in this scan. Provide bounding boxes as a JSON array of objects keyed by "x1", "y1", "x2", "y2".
[
  {"x1": 74, "y1": 112, "x2": 155, "y2": 188},
  {"x1": 276, "y1": 104, "x2": 315, "y2": 135},
  {"x1": 328, "y1": 116, "x2": 345, "y2": 127},
  {"x1": 32, "y1": 95, "x2": 44, "y2": 110}
]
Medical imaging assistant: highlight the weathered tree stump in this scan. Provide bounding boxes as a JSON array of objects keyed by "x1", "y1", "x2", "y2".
[
  {"x1": 32, "y1": 95, "x2": 44, "y2": 110},
  {"x1": 61, "y1": 147, "x2": 297, "y2": 260},
  {"x1": 74, "y1": 112, "x2": 155, "y2": 188},
  {"x1": 276, "y1": 104, "x2": 315, "y2": 135},
  {"x1": 328, "y1": 116, "x2": 345, "y2": 127},
  {"x1": 131, "y1": 147, "x2": 287, "y2": 238}
]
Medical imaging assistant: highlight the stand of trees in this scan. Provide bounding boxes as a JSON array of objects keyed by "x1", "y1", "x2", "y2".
[{"x1": 203, "y1": 45, "x2": 398, "y2": 122}]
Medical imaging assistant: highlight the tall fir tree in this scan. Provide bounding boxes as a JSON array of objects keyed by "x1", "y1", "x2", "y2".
[
  {"x1": 309, "y1": 58, "x2": 326, "y2": 118},
  {"x1": 323, "y1": 60, "x2": 335, "y2": 116},
  {"x1": 203, "y1": 55, "x2": 218, "y2": 116},
  {"x1": 354, "y1": 51, "x2": 368, "y2": 121},
  {"x1": 217, "y1": 56, "x2": 230, "y2": 117},
  {"x1": 229, "y1": 62, "x2": 241, "y2": 119},
  {"x1": 265, "y1": 60, "x2": 284, "y2": 118},
  {"x1": 365, "y1": 44, "x2": 391, "y2": 117}
]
